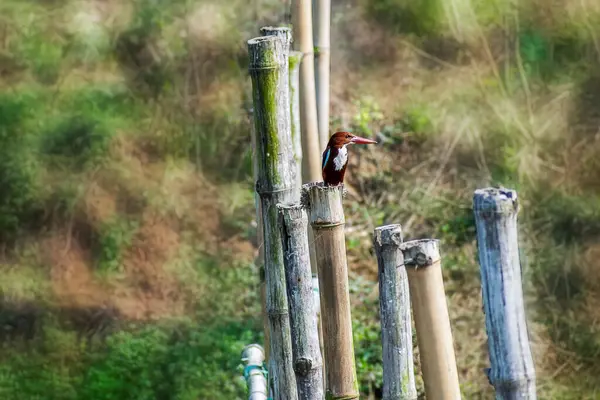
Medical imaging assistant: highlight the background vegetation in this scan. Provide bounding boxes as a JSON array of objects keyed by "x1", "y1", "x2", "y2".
[{"x1": 0, "y1": 0, "x2": 599, "y2": 398}]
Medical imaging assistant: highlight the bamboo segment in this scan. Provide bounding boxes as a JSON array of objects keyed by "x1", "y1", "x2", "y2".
[
  {"x1": 373, "y1": 224, "x2": 417, "y2": 400},
  {"x1": 248, "y1": 33, "x2": 299, "y2": 400},
  {"x1": 249, "y1": 106, "x2": 269, "y2": 363},
  {"x1": 312, "y1": 273, "x2": 327, "y2": 389},
  {"x1": 278, "y1": 204, "x2": 324, "y2": 400},
  {"x1": 314, "y1": 0, "x2": 331, "y2": 150},
  {"x1": 292, "y1": 0, "x2": 322, "y2": 183},
  {"x1": 242, "y1": 344, "x2": 268, "y2": 400},
  {"x1": 302, "y1": 182, "x2": 358, "y2": 400},
  {"x1": 473, "y1": 188, "x2": 536, "y2": 400},
  {"x1": 289, "y1": 50, "x2": 304, "y2": 194},
  {"x1": 400, "y1": 239, "x2": 461, "y2": 400}
]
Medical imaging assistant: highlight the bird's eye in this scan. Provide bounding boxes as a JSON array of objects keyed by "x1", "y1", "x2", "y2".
[{"x1": 346, "y1": 134, "x2": 350, "y2": 138}]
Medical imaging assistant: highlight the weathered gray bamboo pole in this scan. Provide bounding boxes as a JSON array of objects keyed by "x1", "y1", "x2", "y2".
[
  {"x1": 473, "y1": 188, "x2": 536, "y2": 400},
  {"x1": 242, "y1": 344, "x2": 268, "y2": 400},
  {"x1": 400, "y1": 239, "x2": 461, "y2": 400},
  {"x1": 292, "y1": 0, "x2": 322, "y2": 183},
  {"x1": 278, "y1": 204, "x2": 324, "y2": 399},
  {"x1": 373, "y1": 224, "x2": 417, "y2": 400},
  {"x1": 314, "y1": 0, "x2": 331, "y2": 150},
  {"x1": 302, "y1": 182, "x2": 358, "y2": 400},
  {"x1": 248, "y1": 33, "x2": 299, "y2": 400},
  {"x1": 260, "y1": 26, "x2": 320, "y2": 384}
]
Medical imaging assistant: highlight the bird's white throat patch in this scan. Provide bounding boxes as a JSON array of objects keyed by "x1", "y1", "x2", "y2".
[{"x1": 333, "y1": 145, "x2": 348, "y2": 171}]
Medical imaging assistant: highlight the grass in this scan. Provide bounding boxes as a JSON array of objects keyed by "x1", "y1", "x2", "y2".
[{"x1": 0, "y1": 0, "x2": 598, "y2": 398}]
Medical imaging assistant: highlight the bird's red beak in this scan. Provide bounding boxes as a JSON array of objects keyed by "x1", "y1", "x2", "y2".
[{"x1": 350, "y1": 135, "x2": 377, "y2": 144}]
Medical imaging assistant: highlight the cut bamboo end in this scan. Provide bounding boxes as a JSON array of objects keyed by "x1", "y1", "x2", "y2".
[
  {"x1": 373, "y1": 224, "x2": 404, "y2": 247},
  {"x1": 399, "y1": 239, "x2": 461, "y2": 400},
  {"x1": 473, "y1": 188, "x2": 536, "y2": 399},
  {"x1": 473, "y1": 187, "x2": 519, "y2": 216},
  {"x1": 301, "y1": 182, "x2": 345, "y2": 226},
  {"x1": 400, "y1": 239, "x2": 440, "y2": 268},
  {"x1": 248, "y1": 36, "x2": 287, "y2": 70},
  {"x1": 260, "y1": 26, "x2": 293, "y2": 45}
]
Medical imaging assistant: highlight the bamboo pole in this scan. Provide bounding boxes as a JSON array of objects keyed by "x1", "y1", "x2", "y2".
[
  {"x1": 373, "y1": 224, "x2": 417, "y2": 400},
  {"x1": 473, "y1": 188, "x2": 536, "y2": 400},
  {"x1": 250, "y1": 102, "x2": 270, "y2": 366},
  {"x1": 289, "y1": 50, "x2": 304, "y2": 193},
  {"x1": 278, "y1": 204, "x2": 324, "y2": 399},
  {"x1": 242, "y1": 344, "x2": 268, "y2": 400},
  {"x1": 399, "y1": 239, "x2": 461, "y2": 400},
  {"x1": 260, "y1": 25, "x2": 321, "y2": 384},
  {"x1": 302, "y1": 182, "x2": 358, "y2": 400},
  {"x1": 292, "y1": 0, "x2": 322, "y2": 183},
  {"x1": 312, "y1": 273, "x2": 326, "y2": 389},
  {"x1": 314, "y1": 0, "x2": 331, "y2": 150},
  {"x1": 248, "y1": 33, "x2": 299, "y2": 400}
]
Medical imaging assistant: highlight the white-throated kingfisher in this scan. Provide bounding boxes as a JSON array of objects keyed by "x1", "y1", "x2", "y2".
[{"x1": 322, "y1": 131, "x2": 377, "y2": 186}]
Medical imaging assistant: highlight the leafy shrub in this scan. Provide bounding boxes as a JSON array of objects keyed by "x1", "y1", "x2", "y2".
[
  {"x1": 95, "y1": 218, "x2": 139, "y2": 273},
  {"x1": 363, "y1": 0, "x2": 442, "y2": 36},
  {"x1": 0, "y1": 93, "x2": 43, "y2": 240},
  {"x1": 79, "y1": 319, "x2": 259, "y2": 400}
]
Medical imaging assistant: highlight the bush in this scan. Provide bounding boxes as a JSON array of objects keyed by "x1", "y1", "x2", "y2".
[
  {"x1": 79, "y1": 319, "x2": 260, "y2": 400},
  {"x1": 0, "y1": 93, "x2": 44, "y2": 240}
]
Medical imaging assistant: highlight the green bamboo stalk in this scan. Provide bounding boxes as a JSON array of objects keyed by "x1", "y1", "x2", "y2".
[{"x1": 248, "y1": 32, "x2": 299, "y2": 400}]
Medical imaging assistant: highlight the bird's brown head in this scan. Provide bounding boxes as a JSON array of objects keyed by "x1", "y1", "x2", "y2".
[{"x1": 327, "y1": 131, "x2": 377, "y2": 148}]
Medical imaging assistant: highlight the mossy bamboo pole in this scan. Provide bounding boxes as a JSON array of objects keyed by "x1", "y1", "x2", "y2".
[
  {"x1": 473, "y1": 188, "x2": 536, "y2": 400},
  {"x1": 278, "y1": 204, "x2": 324, "y2": 399},
  {"x1": 399, "y1": 239, "x2": 461, "y2": 400},
  {"x1": 373, "y1": 224, "x2": 417, "y2": 400},
  {"x1": 250, "y1": 107, "x2": 270, "y2": 365},
  {"x1": 261, "y1": 26, "x2": 321, "y2": 379},
  {"x1": 248, "y1": 33, "x2": 299, "y2": 400},
  {"x1": 242, "y1": 344, "x2": 268, "y2": 400},
  {"x1": 314, "y1": 0, "x2": 331, "y2": 150},
  {"x1": 292, "y1": 0, "x2": 321, "y2": 183},
  {"x1": 302, "y1": 182, "x2": 358, "y2": 400}
]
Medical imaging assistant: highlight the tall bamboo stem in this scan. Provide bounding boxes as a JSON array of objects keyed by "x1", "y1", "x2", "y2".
[
  {"x1": 302, "y1": 182, "x2": 358, "y2": 400},
  {"x1": 289, "y1": 50, "x2": 304, "y2": 193},
  {"x1": 292, "y1": 0, "x2": 321, "y2": 183},
  {"x1": 248, "y1": 33, "x2": 299, "y2": 400},
  {"x1": 399, "y1": 239, "x2": 461, "y2": 400},
  {"x1": 373, "y1": 224, "x2": 417, "y2": 400},
  {"x1": 314, "y1": 0, "x2": 331, "y2": 149},
  {"x1": 473, "y1": 188, "x2": 536, "y2": 400},
  {"x1": 278, "y1": 204, "x2": 324, "y2": 399}
]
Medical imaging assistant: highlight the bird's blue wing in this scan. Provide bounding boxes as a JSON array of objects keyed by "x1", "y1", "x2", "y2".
[{"x1": 322, "y1": 147, "x2": 330, "y2": 170}]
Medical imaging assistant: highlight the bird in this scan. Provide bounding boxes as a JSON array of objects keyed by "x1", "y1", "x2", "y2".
[{"x1": 322, "y1": 131, "x2": 377, "y2": 186}]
